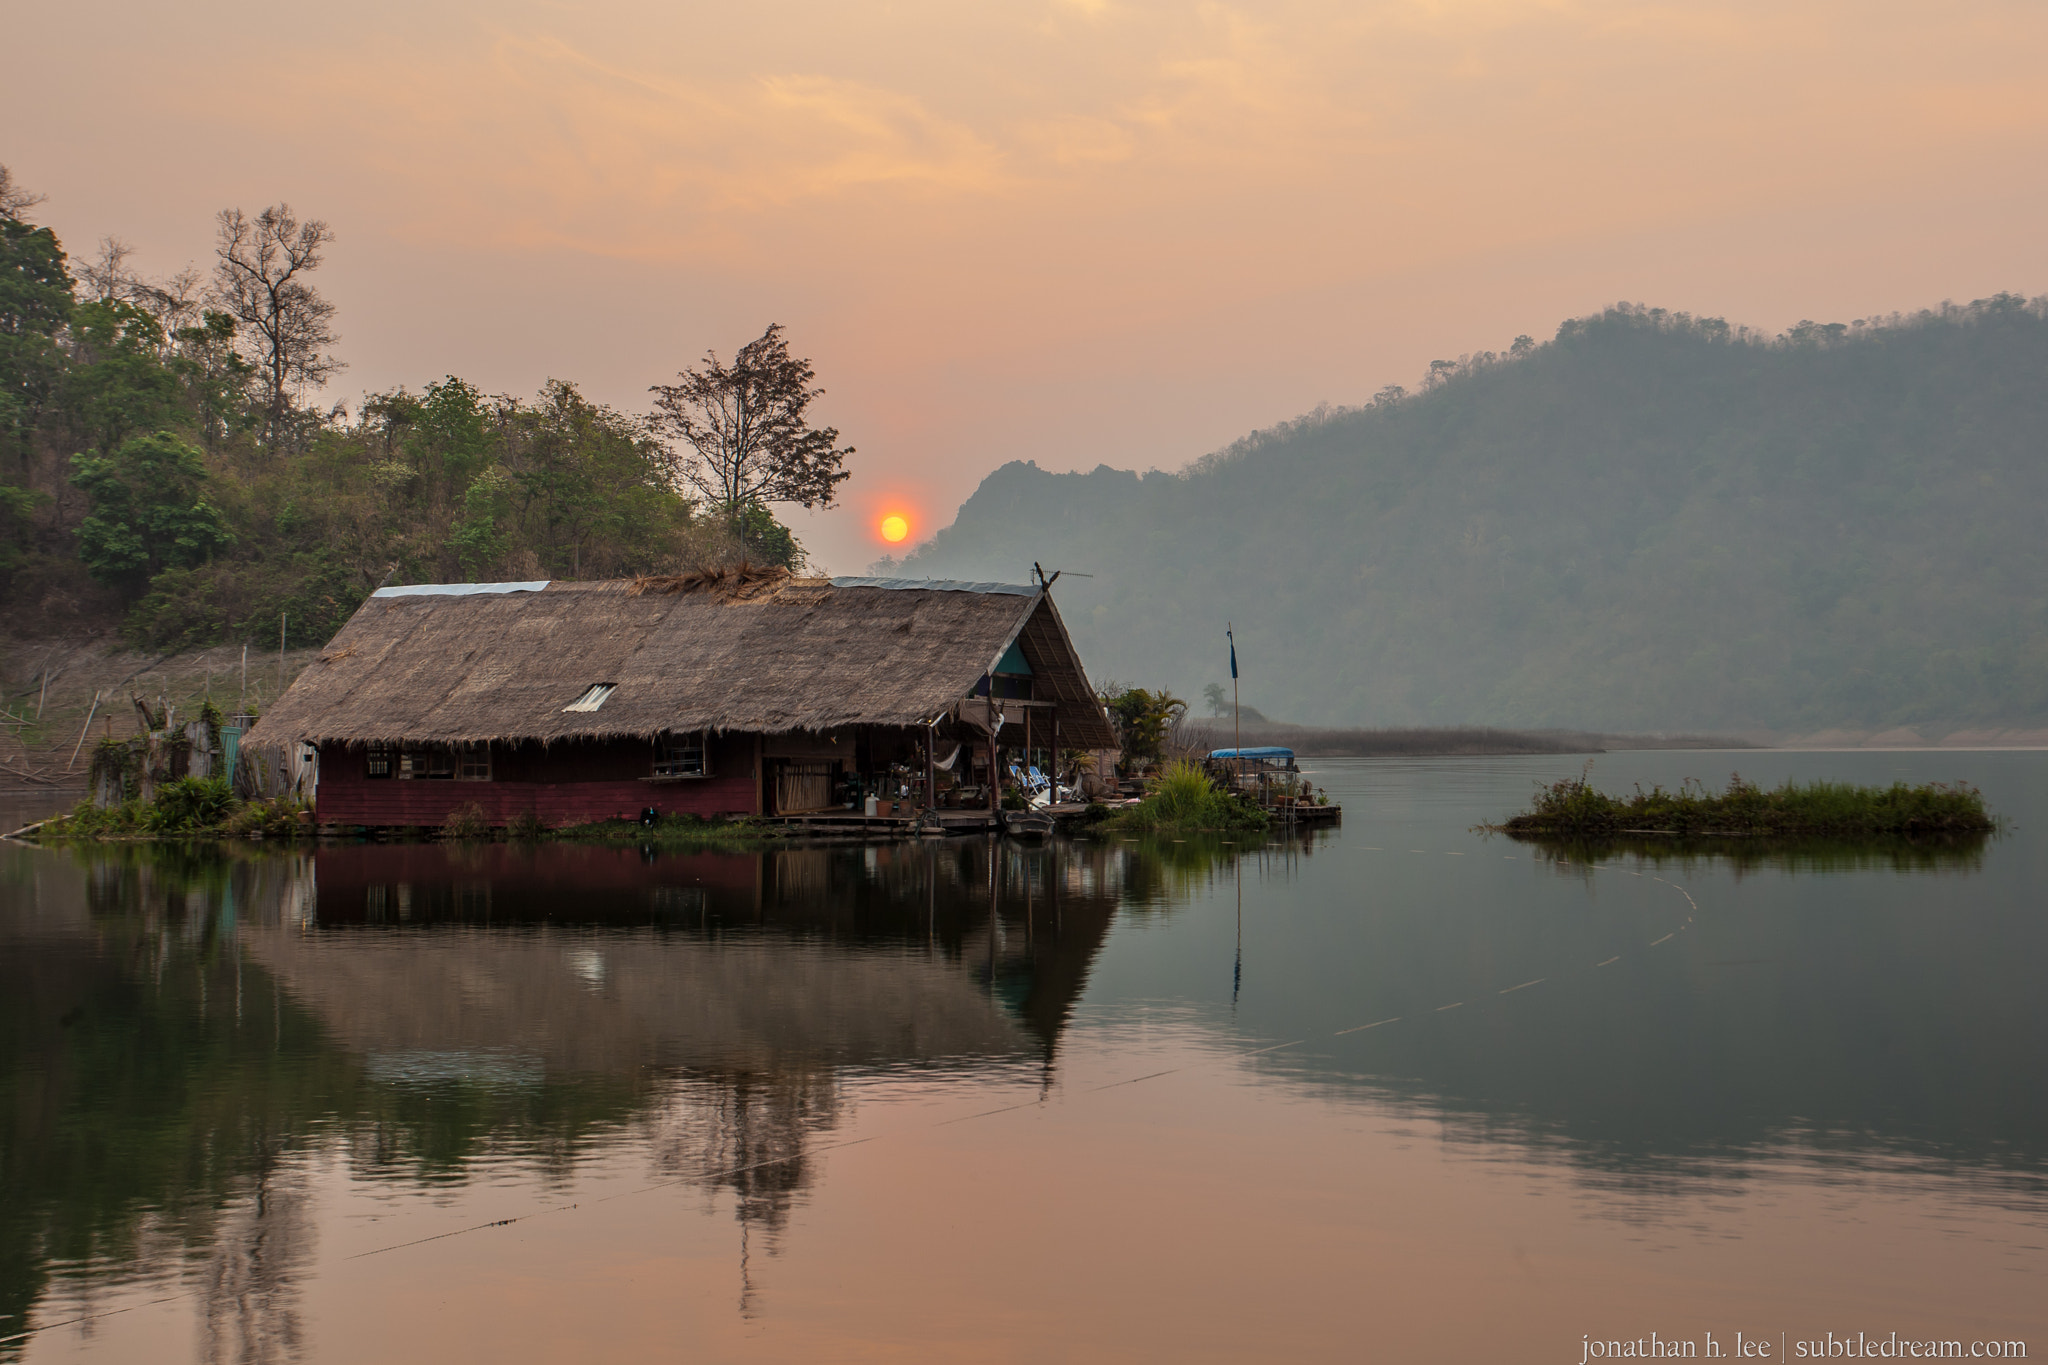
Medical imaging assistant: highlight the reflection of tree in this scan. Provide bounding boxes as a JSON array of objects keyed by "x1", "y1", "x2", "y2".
[
  {"x1": 2, "y1": 835, "x2": 1160, "y2": 1346},
  {"x1": 645, "y1": 1071, "x2": 842, "y2": 1239},
  {"x1": 199, "y1": 1171, "x2": 314, "y2": 1365},
  {"x1": 1, "y1": 847, "x2": 345, "y2": 1360}
]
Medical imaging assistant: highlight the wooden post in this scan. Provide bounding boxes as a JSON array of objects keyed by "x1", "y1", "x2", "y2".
[
  {"x1": 1050, "y1": 714, "x2": 1059, "y2": 804},
  {"x1": 925, "y1": 721, "x2": 936, "y2": 812},
  {"x1": 987, "y1": 724, "x2": 998, "y2": 814},
  {"x1": 1024, "y1": 707, "x2": 1032, "y2": 801}
]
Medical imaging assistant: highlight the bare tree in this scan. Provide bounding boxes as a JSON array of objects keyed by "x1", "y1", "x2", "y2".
[
  {"x1": 0, "y1": 163, "x2": 45, "y2": 218},
  {"x1": 134, "y1": 265, "x2": 205, "y2": 335},
  {"x1": 78, "y1": 235, "x2": 139, "y2": 302},
  {"x1": 649, "y1": 324, "x2": 853, "y2": 518},
  {"x1": 210, "y1": 204, "x2": 342, "y2": 443}
]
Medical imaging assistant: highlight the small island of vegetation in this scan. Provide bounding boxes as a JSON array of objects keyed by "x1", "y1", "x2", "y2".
[
  {"x1": 1499, "y1": 771, "x2": 1996, "y2": 838},
  {"x1": 1097, "y1": 760, "x2": 1268, "y2": 835}
]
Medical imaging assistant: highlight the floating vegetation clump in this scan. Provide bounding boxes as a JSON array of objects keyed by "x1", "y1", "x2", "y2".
[{"x1": 1499, "y1": 770, "x2": 1995, "y2": 838}]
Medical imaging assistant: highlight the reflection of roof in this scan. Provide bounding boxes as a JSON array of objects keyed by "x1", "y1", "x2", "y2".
[
  {"x1": 241, "y1": 928, "x2": 1037, "y2": 1075},
  {"x1": 247, "y1": 570, "x2": 1115, "y2": 748},
  {"x1": 1209, "y1": 747, "x2": 1296, "y2": 761}
]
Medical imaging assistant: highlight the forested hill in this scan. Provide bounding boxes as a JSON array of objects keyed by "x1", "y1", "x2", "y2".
[{"x1": 895, "y1": 298, "x2": 2048, "y2": 734}]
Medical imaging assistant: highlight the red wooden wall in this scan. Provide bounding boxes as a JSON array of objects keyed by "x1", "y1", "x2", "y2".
[{"x1": 316, "y1": 735, "x2": 758, "y2": 827}]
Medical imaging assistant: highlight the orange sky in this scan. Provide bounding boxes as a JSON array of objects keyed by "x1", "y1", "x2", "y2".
[{"x1": 9, "y1": 0, "x2": 2047, "y2": 572}]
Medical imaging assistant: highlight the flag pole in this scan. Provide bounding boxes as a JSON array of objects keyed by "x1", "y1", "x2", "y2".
[{"x1": 1228, "y1": 623, "x2": 1241, "y2": 791}]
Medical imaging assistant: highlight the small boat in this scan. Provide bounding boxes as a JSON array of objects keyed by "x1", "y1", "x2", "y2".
[
  {"x1": 1003, "y1": 809, "x2": 1057, "y2": 838},
  {"x1": 1206, "y1": 747, "x2": 1342, "y2": 825}
]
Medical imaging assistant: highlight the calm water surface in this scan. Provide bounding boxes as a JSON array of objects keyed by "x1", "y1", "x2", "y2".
[{"x1": 3, "y1": 751, "x2": 2044, "y2": 1362}]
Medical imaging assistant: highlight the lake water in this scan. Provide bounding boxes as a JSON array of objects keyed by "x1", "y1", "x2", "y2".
[{"x1": 3, "y1": 750, "x2": 2044, "y2": 1363}]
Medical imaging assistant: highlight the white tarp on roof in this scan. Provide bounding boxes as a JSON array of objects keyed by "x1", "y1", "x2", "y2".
[{"x1": 372, "y1": 581, "x2": 551, "y2": 598}]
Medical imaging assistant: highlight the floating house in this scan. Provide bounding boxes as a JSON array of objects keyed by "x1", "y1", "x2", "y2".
[{"x1": 242, "y1": 568, "x2": 1116, "y2": 829}]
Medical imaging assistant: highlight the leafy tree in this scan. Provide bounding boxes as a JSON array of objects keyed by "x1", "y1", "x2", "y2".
[
  {"x1": 0, "y1": 173, "x2": 73, "y2": 468},
  {"x1": 450, "y1": 466, "x2": 512, "y2": 576},
  {"x1": 209, "y1": 204, "x2": 341, "y2": 446},
  {"x1": 168, "y1": 311, "x2": 258, "y2": 453},
  {"x1": 59, "y1": 301, "x2": 182, "y2": 457},
  {"x1": 0, "y1": 482, "x2": 47, "y2": 580},
  {"x1": 1102, "y1": 686, "x2": 1187, "y2": 768},
  {"x1": 1202, "y1": 682, "x2": 1228, "y2": 715},
  {"x1": 648, "y1": 323, "x2": 853, "y2": 542},
  {"x1": 70, "y1": 432, "x2": 232, "y2": 587},
  {"x1": 496, "y1": 379, "x2": 696, "y2": 577}
]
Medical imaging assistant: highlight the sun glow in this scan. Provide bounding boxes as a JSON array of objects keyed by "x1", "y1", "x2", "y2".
[{"x1": 880, "y1": 514, "x2": 910, "y2": 542}]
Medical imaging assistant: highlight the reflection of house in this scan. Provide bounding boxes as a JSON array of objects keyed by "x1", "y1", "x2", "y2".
[
  {"x1": 243, "y1": 570, "x2": 1114, "y2": 829},
  {"x1": 271, "y1": 841, "x2": 1123, "y2": 1071},
  {"x1": 233, "y1": 840, "x2": 1129, "y2": 1250}
]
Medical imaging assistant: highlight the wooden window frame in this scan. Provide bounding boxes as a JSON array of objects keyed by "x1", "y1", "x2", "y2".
[
  {"x1": 653, "y1": 730, "x2": 710, "y2": 779},
  {"x1": 400, "y1": 746, "x2": 456, "y2": 780}
]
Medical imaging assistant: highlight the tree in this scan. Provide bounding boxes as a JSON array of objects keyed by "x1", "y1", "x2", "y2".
[
  {"x1": 0, "y1": 163, "x2": 44, "y2": 218},
  {"x1": 60, "y1": 300, "x2": 182, "y2": 457},
  {"x1": 169, "y1": 311, "x2": 259, "y2": 454},
  {"x1": 1203, "y1": 682, "x2": 1228, "y2": 715},
  {"x1": 209, "y1": 204, "x2": 341, "y2": 445},
  {"x1": 0, "y1": 168, "x2": 73, "y2": 468},
  {"x1": 71, "y1": 431, "x2": 232, "y2": 588},
  {"x1": 648, "y1": 324, "x2": 853, "y2": 529},
  {"x1": 1102, "y1": 686, "x2": 1187, "y2": 768},
  {"x1": 80, "y1": 234, "x2": 203, "y2": 340}
]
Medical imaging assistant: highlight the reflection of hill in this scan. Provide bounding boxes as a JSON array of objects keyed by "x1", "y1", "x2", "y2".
[{"x1": 1238, "y1": 845, "x2": 2048, "y2": 1192}]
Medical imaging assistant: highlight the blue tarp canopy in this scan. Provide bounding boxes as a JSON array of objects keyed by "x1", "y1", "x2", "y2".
[{"x1": 1208, "y1": 747, "x2": 1295, "y2": 762}]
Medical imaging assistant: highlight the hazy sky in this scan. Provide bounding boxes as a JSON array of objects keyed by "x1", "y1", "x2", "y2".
[{"x1": 9, "y1": 0, "x2": 2046, "y2": 572}]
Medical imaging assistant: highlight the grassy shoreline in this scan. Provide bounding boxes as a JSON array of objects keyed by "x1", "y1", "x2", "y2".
[
  {"x1": 1498, "y1": 771, "x2": 1996, "y2": 838},
  {"x1": 31, "y1": 796, "x2": 779, "y2": 849}
]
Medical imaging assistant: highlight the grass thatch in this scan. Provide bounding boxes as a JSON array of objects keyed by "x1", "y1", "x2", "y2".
[{"x1": 243, "y1": 576, "x2": 1116, "y2": 751}]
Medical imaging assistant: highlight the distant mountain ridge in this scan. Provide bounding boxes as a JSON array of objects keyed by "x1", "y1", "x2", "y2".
[{"x1": 893, "y1": 297, "x2": 2048, "y2": 733}]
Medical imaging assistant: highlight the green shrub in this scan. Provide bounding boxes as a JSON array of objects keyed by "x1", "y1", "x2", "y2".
[
  {"x1": 220, "y1": 795, "x2": 309, "y2": 839},
  {"x1": 442, "y1": 801, "x2": 490, "y2": 841},
  {"x1": 45, "y1": 797, "x2": 147, "y2": 838},
  {"x1": 1103, "y1": 760, "x2": 1268, "y2": 834},
  {"x1": 144, "y1": 777, "x2": 237, "y2": 834},
  {"x1": 507, "y1": 809, "x2": 550, "y2": 841}
]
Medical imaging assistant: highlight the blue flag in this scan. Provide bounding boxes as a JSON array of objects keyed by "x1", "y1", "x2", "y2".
[{"x1": 1228, "y1": 626, "x2": 1238, "y2": 680}]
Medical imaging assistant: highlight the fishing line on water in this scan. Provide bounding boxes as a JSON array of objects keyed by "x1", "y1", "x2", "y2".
[{"x1": 2, "y1": 839, "x2": 1705, "y2": 1347}]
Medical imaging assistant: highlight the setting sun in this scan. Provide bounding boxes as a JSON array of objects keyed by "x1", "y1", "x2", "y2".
[{"x1": 880, "y1": 514, "x2": 909, "y2": 543}]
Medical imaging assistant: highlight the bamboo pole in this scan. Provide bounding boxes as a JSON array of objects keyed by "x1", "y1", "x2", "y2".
[{"x1": 67, "y1": 691, "x2": 102, "y2": 771}]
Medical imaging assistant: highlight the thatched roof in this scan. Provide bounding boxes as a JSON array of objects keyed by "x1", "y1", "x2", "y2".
[{"x1": 245, "y1": 573, "x2": 1116, "y2": 749}]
